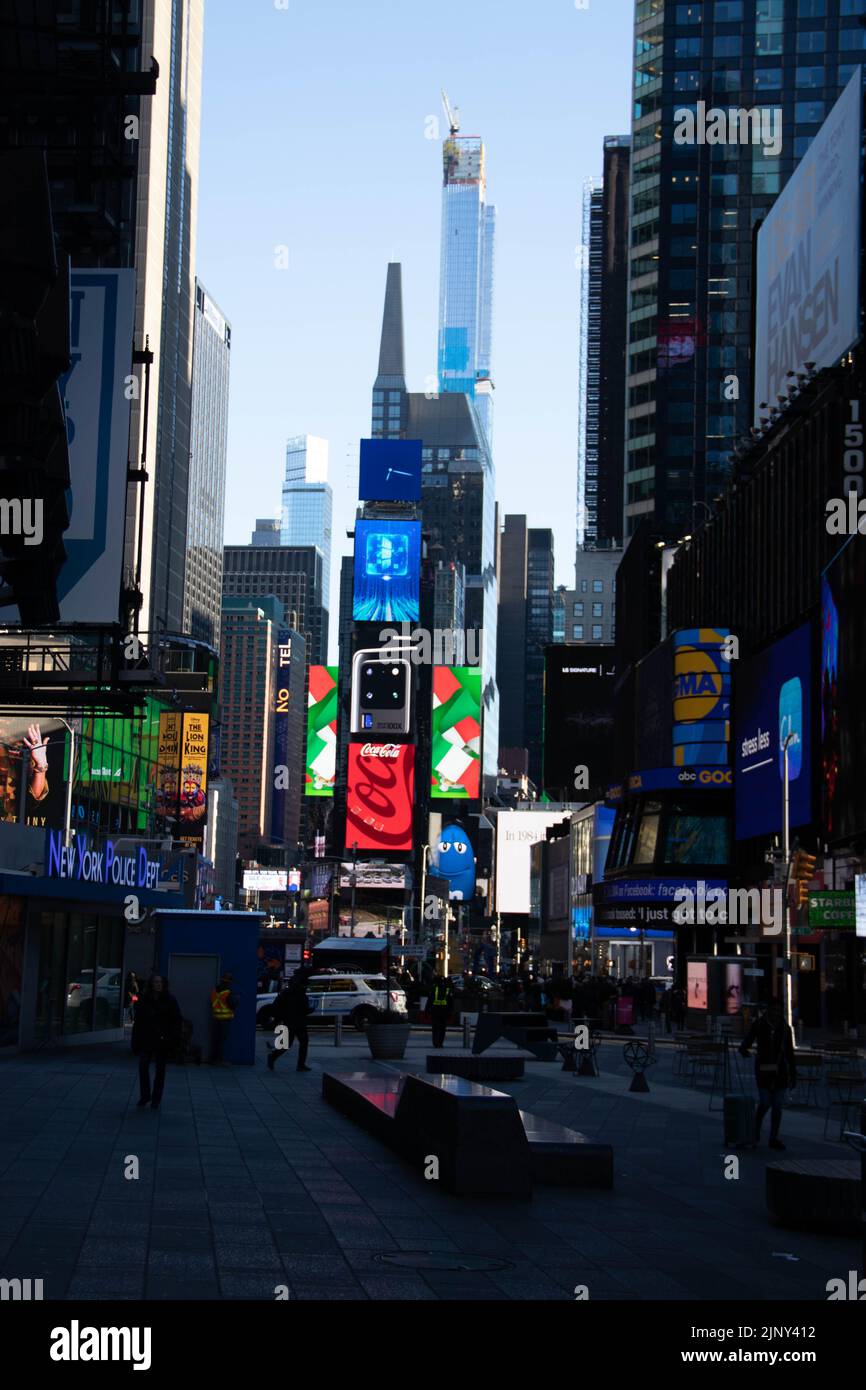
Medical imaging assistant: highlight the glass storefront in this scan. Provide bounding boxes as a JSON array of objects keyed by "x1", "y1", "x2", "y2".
[{"x1": 35, "y1": 908, "x2": 124, "y2": 1042}]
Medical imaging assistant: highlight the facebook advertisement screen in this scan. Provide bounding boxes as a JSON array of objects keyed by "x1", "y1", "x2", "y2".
[
  {"x1": 353, "y1": 520, "x2": 421, "y2": 623},
  {"x1": 734, "y1": 622, "x2": 812, "y2": 840},
  {"x1": 359, "y1": 439, "x2": 422, "y2": 502}
]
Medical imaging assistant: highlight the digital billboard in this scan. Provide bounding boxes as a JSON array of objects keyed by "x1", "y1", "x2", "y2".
[
  {"x1": 352, "y1": 520, "x2": 421, "y2": 624},
  {"x1": 156, "y1": 711, "x2": 209, "y2": 845},
  {"x1": 495, "y1": 810, "x2": 572, "y2": 914},
  {"x1": 305, "y1": 665, "x2": 338, "y2": 796},
  {"x1": 345, "y1": 742, "x2": 415, "y2": 852},
  {"x1": 338, "y1": 862, "x2": 407, "y2": 889},
  {"x1": 0, "y1": 716, "x2": 72, "y2": 830},
  {"x1": 542, "y1": 646, "x2": 614, "y2": 800},
  {"x1": 687, "y1": 960, "x2": 707, "y2": 1011},
  {"x1": 243, "y1": 869, "x2": 287, "y2": 892},
  {"x1": 358, "y1": 438, "x2": 422, "y2": 502},
  {"x1": 270, "y1": 630, "x2": 294, "y2": 839},
  {"x1": 822, "y1": 538, "x2": 866, "y2": 841},
  {"x1": 672, "y1": 628, "x2": 731, "y2": 766},
  {"x1": 753, "y1": 68, "x2": 862, "y2": 426},
  {"x1": 734, "y1": 623, "x2": 812, "y2": 840},
  {"x1": 430, "y1": 823, "x2": 476, "y2": 900},
  {"x1": 431, "y1": 666, "x2": 481, "y2": 799}
]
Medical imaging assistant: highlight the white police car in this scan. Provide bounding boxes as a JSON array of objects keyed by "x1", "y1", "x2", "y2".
[{"x1": 255, "y1": 973, "x2": 407, "y2": 1032}]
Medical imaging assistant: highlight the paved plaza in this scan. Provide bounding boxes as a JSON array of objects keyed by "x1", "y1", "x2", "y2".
[{"x1": 0, "y1": 1029, "x2": 859, "y2": 1302}]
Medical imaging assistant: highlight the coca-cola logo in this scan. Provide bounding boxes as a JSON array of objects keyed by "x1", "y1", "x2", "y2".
[{"x1": 346, "y1": 742, "x2": 414, "y2": 851}]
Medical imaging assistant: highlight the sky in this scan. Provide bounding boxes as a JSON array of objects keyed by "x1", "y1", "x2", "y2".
[{"x1": 196, "y1": 0, "x2": 633, "y2": 659}]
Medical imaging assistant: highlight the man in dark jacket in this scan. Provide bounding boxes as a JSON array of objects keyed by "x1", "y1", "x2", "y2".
[
  {"x1": 740, "y1": 1000, "x2": 797, "y2": 1149},
  {"x1": 427, "y1": 973, "x2": 454, "y2": 1048},
  {"x1": 132, "y1": 974, "x2": 182, "y2": 1110},
  {"x1": 267, "y1": 967, "x2": 313, "y2": 1072}
]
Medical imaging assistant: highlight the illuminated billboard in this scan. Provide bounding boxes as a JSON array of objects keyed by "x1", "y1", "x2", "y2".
[
  {"x1": 345, "y1": 742, "x2": 415, "y2": 852},
  {"x1": 0, "y1": 716, "x2": 72, "y2": 830},
  {"x1": 430, "y1": 823, "x2": 476, "y2": 900},
  {"x1": 359, "y1": 438, "x2": 422, "y2": 502},
  {"x1": 822, "y1": 537, "x2": 866, "y2": 841},
  {"x1": 156, "y1": 711, "x2": 209, "y2": 845},
  {"x1": 734, "y1": 623, "x2": 812, "y2": 841},
  {"x1": 542, "y1": 646, "x2": 614, "y2": 800},
  {"x1": 495, "y1": 810, "x2": 572, "y2": 915},
  {"x1": 305, "y1": 665, "x2": 338, "y2": 796},
  {"x1": 754, "y1": 68, "x2": 862, "y2": 425},
  {"x1": 672, "y1": 629, "x2": 731, "y2": 767},
  {"x1": 431, "y1": 666, "x2": 481, "y2": 799},
  {"x1": 352, "y1": 520, "x2": 421, "y2": 624}
]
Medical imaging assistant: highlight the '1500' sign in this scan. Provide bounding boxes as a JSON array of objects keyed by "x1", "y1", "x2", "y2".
[{"x1": 45, "y1": 829, "x2": 160, "y2": 889}]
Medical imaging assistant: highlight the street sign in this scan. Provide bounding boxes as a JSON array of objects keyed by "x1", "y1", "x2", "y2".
[
  {"x1": 808, "y1": 890, "x2": 855, "y2": 928},
  {"x1": 744, "y1": 968, "x2": 765, "y2": 977},
  {"x1": 391, "y1": 944, "x2": 428, "y2": 958}
]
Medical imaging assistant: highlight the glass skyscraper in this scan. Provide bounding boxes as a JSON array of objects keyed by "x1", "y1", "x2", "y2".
[
  {"x1": 281, "y1": 435, "x2": 332, "y2": 617},
  {"x1": 184, "y1": 280, "x2": 230, "y2": 649},
  {"x1": 625, "y1": 0, "x2": 866, "y2": 542},
  {"x1": 437, "y1": 133, "x2": 496, "y2": 448}
]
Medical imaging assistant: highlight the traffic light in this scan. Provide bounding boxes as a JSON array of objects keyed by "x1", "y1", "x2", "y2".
[{"x1": 791, "y1": 850, "x2": 817, "y2": 907}]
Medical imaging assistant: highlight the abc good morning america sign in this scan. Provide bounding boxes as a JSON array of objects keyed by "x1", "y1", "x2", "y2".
[{"x1": 45, "y1": 830, "x2": 161, "y2": 890}]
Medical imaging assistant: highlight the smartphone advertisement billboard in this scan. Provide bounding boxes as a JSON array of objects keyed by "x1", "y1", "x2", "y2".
[
  {"x1": 352, "y1": 520, "x2": 421, "y2": 624},
  {"x1": 431, "y1": 666, "x2": 481, "y2": 799},
  {"x1": 734, "y1": 623, "x2": 812, "y2": 840},
  {"x1": 345, "y1": 742, "x2": 415, "y2": 852}
]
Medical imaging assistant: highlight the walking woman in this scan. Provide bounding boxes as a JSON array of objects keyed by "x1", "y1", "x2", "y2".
[{"x1": 131, "y1": 974, "x2": 182, "y2": 1110}]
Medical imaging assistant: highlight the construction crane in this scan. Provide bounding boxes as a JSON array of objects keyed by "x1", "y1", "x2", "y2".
[{"x1": 441, "y1": 89, "x2": 460, "y2": 136}]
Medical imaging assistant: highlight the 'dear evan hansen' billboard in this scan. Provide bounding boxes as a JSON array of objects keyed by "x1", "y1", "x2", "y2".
[{"x1": 753, "y1": 68, "x2": 862, "y2": 426}]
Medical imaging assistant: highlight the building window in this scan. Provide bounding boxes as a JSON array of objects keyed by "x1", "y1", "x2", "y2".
[
  {"x1": 573, "y1": 602, "x2": 584, "y2": 617},
  {"x1": 592, "y1": 580, "x2": 603, "y2": 592},
  {"x1": 592, "y1": 602, "x2": 603, "y2": 618},
  {"x1": 580, "y1": 580, "x2": 588, "y2": 593},
  {"x1": 572, "y1": 624, "x2": 584, "y2": 640},
  {"x1": 795, "y1": 66, "x2": 825, "y2": 87},
  {"x1": 591, "y1": 624, "x2": 603, "y2": 640}
]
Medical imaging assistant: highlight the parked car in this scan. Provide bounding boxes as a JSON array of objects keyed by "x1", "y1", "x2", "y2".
[
  {"x1": 256, "y1": 973, "x2": 407, "y2": 1032},
  {"x1": 66, "y1": 968, "x2": 122, "y2": 1022}
]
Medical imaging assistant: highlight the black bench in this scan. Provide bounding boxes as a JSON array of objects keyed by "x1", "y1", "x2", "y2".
[
  {"x1": 322, "y1": 1070, "x2": 613, "y2": 1195},
  {"x1": 767, "y1": 1159, "x2": 861, "y2": 1236},
  {"x1": 472, "y1": 1011, "x2": 558, "y2": 1061},
  {"x1": 426, "y1": 1053, "x2": 524, "y2": 1081}
]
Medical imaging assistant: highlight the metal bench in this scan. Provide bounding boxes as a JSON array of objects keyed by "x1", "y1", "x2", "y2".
[
  {"x1": 472, "y1": 1011, "x2": 558, "y2": 1061},
  {"x1": 766, "y1": 1158, "x2": 861, "y2": 1236}
]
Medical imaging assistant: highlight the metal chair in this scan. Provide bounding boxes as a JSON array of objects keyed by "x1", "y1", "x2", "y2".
[{"x1": 823, "y1": 1072, "x2": 865, "y2": 1141}]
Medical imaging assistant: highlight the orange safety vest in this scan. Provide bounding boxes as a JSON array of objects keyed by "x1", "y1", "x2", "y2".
[{"x1": 211, "y1": 987, "x2": 234, "y2": 1020}]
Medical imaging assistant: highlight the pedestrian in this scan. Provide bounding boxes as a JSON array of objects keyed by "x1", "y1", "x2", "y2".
[
  {"x1": 427, "y1": 972, "x2": 454, "y2": 1048},
  {"x1": 739, "y1": 1000, "x2": 797, "y2": 1150},
  {"x1": 123, "y1": 970, "x2": 140, "y2": 1027},
  {"x1": 131, "y1": 974, "x2": 182, "y2": 1110},
  {"x1": 209, "y1": 971, "x2": 238, "y2": 1065},
  {"x1": 267, "y1": 967, "x2": 313, "y2": 1072}
]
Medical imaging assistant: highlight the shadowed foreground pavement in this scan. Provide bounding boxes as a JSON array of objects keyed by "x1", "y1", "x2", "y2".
[{"x1": 0, "y1": 1030, "x2": 859, "y2": 1301}]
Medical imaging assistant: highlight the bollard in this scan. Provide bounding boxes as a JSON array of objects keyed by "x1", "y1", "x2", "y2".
[
  {"x1": 334, "y1": 1015, "x2": 342, "y2": 1047},
  {"x1": 462, "y1": 1016, "x2": 471, "y2": 1049}
]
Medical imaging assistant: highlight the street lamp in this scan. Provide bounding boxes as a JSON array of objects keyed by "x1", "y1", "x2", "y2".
[{"x1": 350, "y1": 840, "x2": 358, "y2": 934}]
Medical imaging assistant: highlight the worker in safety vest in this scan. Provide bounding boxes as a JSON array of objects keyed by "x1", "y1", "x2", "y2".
[
  {"x1": 427, "y1": 973, "x2": 454, "y2": 1049},
  {"x1": 209, "y1": 972, "x2": 237, "y2": 1065}
]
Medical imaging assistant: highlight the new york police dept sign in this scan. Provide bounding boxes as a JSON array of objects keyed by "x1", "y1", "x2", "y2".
[{"x1": 45, "y1": 830, "x2": 160, "y2": 890}]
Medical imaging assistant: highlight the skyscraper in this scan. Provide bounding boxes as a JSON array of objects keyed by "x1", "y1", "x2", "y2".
[
  {"x1": 222, "y1": 536, "x2": 329, "y2": 666},
  {"x1": 625, "y1": 0, "x2": 863, "y2": 542},
  {"x1": 281, "y1": 435, "x2": 332, "y2": 619},
  {"x1": 495, "y1": 517, "x2": 555, "y2": 786},
  {"x1": 184, "y1": 280, "x2": 231, "y2": 648},
  {"x1": 125, "y1": 0, "x2": 204, "y2": 636},
  {"x1": 437, "y1": 110, "x2": 496, "y2": 448}
]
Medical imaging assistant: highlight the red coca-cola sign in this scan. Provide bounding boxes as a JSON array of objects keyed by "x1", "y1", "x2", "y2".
[{"x1": 346, "y1": 742, "x2": 414, "y2": 852}]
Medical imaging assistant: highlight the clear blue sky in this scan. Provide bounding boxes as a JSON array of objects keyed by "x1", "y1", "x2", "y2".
[{"x1": 196, "y1": 0, "x2": 633, "y2": 657}]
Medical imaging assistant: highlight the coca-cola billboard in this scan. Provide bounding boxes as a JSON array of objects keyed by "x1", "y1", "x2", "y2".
[{"x1": 345, "y1": 742, "x2": 415, "y2": 853}]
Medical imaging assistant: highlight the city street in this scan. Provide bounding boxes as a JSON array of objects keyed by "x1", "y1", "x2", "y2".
[{"x1": 0, "y1": 1031, "x2": 856, "y2": 1303}]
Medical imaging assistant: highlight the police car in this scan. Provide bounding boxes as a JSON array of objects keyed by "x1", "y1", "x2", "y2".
[{"x1": 255, "y1": 973, "x2": 407, "y2": 1032}]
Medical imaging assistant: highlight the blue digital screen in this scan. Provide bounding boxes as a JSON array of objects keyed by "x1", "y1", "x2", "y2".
[
  {"x1": 352, "y1": 519, "x2": 421, "y2": 623},
  {"x1": 359, "y1": 439, "x2": 422, "y2": 502},
  {"x1": 734, "y1": 622, "x2": 812, "y2": 840}
]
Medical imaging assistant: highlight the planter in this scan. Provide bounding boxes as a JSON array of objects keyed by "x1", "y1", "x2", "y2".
[{"x1": 366, "y1": 1021, "x2": 411, "y2": 1061}]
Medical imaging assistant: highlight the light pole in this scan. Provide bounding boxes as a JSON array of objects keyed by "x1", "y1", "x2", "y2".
[
  {"x1": 350, "y1": 841, "x2": 358, "y2": 935},
  {"x1": 782, "y1": 731, "x2": 796, "y2": 1029}
]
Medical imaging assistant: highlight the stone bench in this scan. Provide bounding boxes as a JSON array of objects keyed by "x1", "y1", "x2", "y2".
[
  {"x1": 766, "y1": 1159, "x2": 861, "y2": 1236},
  {"x1": 472, "y1": 1012, "x2": 558, "y2": 1061},
  {"x1": 426, "y1": 1053, "x2": 525, "y2": 1081},
  {"x1": 322, "y1": 1070, "x2": 613, "y2": 1196}
]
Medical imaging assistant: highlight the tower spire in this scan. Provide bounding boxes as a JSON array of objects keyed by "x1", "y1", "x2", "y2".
[{"x1": 374, "y1": 262, "x2": 406, "y2": 390}]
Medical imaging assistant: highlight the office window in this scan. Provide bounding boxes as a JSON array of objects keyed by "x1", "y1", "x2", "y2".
[
  {"x1": 797, "y1": 30, "x2": 825, "y2": 52},
  {"x1": 573, "y1": 602, "x2": 584, "y2": 617},
  {"x1": 673, "y1": 71, "x2": 701, "y2": 91},
  {"x1": 715, "y1": 1, "x2": 743, "y2": 17},
  {"x1": 714, "y1": 36, "x2": 741, "y2": 57},
  {"x1": 671, "y1": 203, "x2": 697, "y2": 224},
  {"x1": 580, "y1": 580, "x2": 588, "y2": 593},
  {"x1": 572, "y1": 624, "x2": 584, "y2": 640},
  {"x1": 756, "y1": 30, "x2": 784, "y2": 56},
  {"x1": 795, "y1": 66, "x2": 825, "y2": 86},
  {"x1": 715, "y1": 68, "x2": 742, "y2": 92},
  {"x1": 840, "y1": 27, "x2": 866, "y2": 47},
  {"x1": 754, "y1": 67, "x2": 783, "y2": 89},
  {"x1": 798, "y1": 0, "x2": 824, "y2": 14},
  {"x1": 795, "y1": 100, "x2": 824, "y2": 122},
  {"x1": 675, "y1": 4, "x2": 701, "y2": 21},
  {"x1": 675, "y1": 37, "x2": 701, "y2": 57},
  {"x1": 591, "y1": 625, "x2": 603, "y2": 641},
  {"x1": 592, "y1": 580, "x2": 603, "y2": 593},
  {"x1": 592, "y1": 602, "x2": 603, "y2": 618},
  {"x1": 841, "y1": 0, "x2": 866, "y2": 13}
]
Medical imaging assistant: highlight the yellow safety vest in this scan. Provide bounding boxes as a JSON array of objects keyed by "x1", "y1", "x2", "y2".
[
  {"x1": 211, "y1": 988, "x2": 233, "y2": 1020},
  {"x1": 432, "y1": 984, "x2": 449, "y2": 1007}
]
